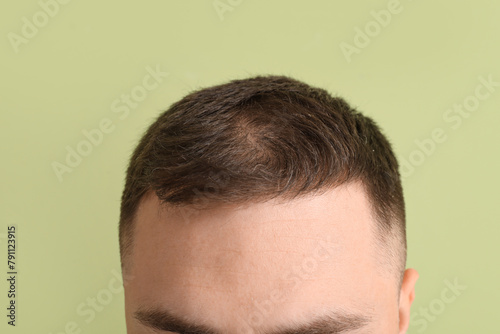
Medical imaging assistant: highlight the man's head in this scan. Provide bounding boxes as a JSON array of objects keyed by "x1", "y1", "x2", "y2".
[{"x1": 118, "y1": 75, "x2": 418, "y2": 333}]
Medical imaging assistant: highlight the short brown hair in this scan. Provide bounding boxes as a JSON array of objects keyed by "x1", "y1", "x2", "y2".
[{"x1": 119, "y1": 75, "x2": 406, "y2": 284}]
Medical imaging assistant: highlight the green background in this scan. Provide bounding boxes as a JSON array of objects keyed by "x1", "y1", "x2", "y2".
[{"x1": 1, "y1": 1, "x2": 499, "y2": 333}]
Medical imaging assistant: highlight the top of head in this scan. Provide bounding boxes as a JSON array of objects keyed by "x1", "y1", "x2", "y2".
[{"x1": 118, "y1": 74, "x2": 407, "y2": 284}]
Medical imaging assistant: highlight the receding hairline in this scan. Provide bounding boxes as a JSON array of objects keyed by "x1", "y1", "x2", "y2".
[
  {"x1": 120, "y1": 179, "x2": 406, "y2": 289},
  {"x1": 118, "y1": 74, "x2": 407, "y2": 287}
]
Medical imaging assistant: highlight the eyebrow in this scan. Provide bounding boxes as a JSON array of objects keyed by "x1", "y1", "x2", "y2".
[{"x1": 134, "y1": 307, "x2": 371, "y2": 334}]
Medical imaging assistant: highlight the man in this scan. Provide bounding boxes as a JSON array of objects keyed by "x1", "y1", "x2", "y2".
[{"x1": 118, "y1": 75, "x2": 419, "y2": 333}]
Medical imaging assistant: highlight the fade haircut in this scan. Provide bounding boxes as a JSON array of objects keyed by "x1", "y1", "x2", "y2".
[{"x1": 118, "y1": 75, "x2": 407, "y2": 286}]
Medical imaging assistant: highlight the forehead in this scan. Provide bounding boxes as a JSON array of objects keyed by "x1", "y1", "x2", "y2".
[{"x1": 125, "y1": 182, "x2": 391, "y2": 331}]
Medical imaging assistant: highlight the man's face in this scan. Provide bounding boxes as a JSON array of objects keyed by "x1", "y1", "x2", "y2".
[{"x1": 123, "y1": 182, "x2": 417, "y2": 333}]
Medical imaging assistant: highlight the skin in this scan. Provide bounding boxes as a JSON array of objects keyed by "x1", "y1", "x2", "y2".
[{"x1": 123, "y1": 181, "x2": 419, "y2": 334}]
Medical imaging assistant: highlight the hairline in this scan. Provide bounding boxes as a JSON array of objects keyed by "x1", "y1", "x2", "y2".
[{"x1": 119, "y1": 178, "x2": 406, "y2": 289}]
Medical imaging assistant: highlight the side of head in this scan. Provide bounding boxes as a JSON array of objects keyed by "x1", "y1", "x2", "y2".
[{"x1": 118, "y1": 75, "x2": 418, "y2": 333}]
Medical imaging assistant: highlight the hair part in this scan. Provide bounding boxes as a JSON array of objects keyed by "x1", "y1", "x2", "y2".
[{"x1": 118, "y1": 75, "x2": 407, "y2": 285}]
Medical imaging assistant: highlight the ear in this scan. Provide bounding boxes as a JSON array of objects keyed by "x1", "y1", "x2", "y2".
[{"x1": 398, "y1": 268, "x2": 419, "y2": 334}]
